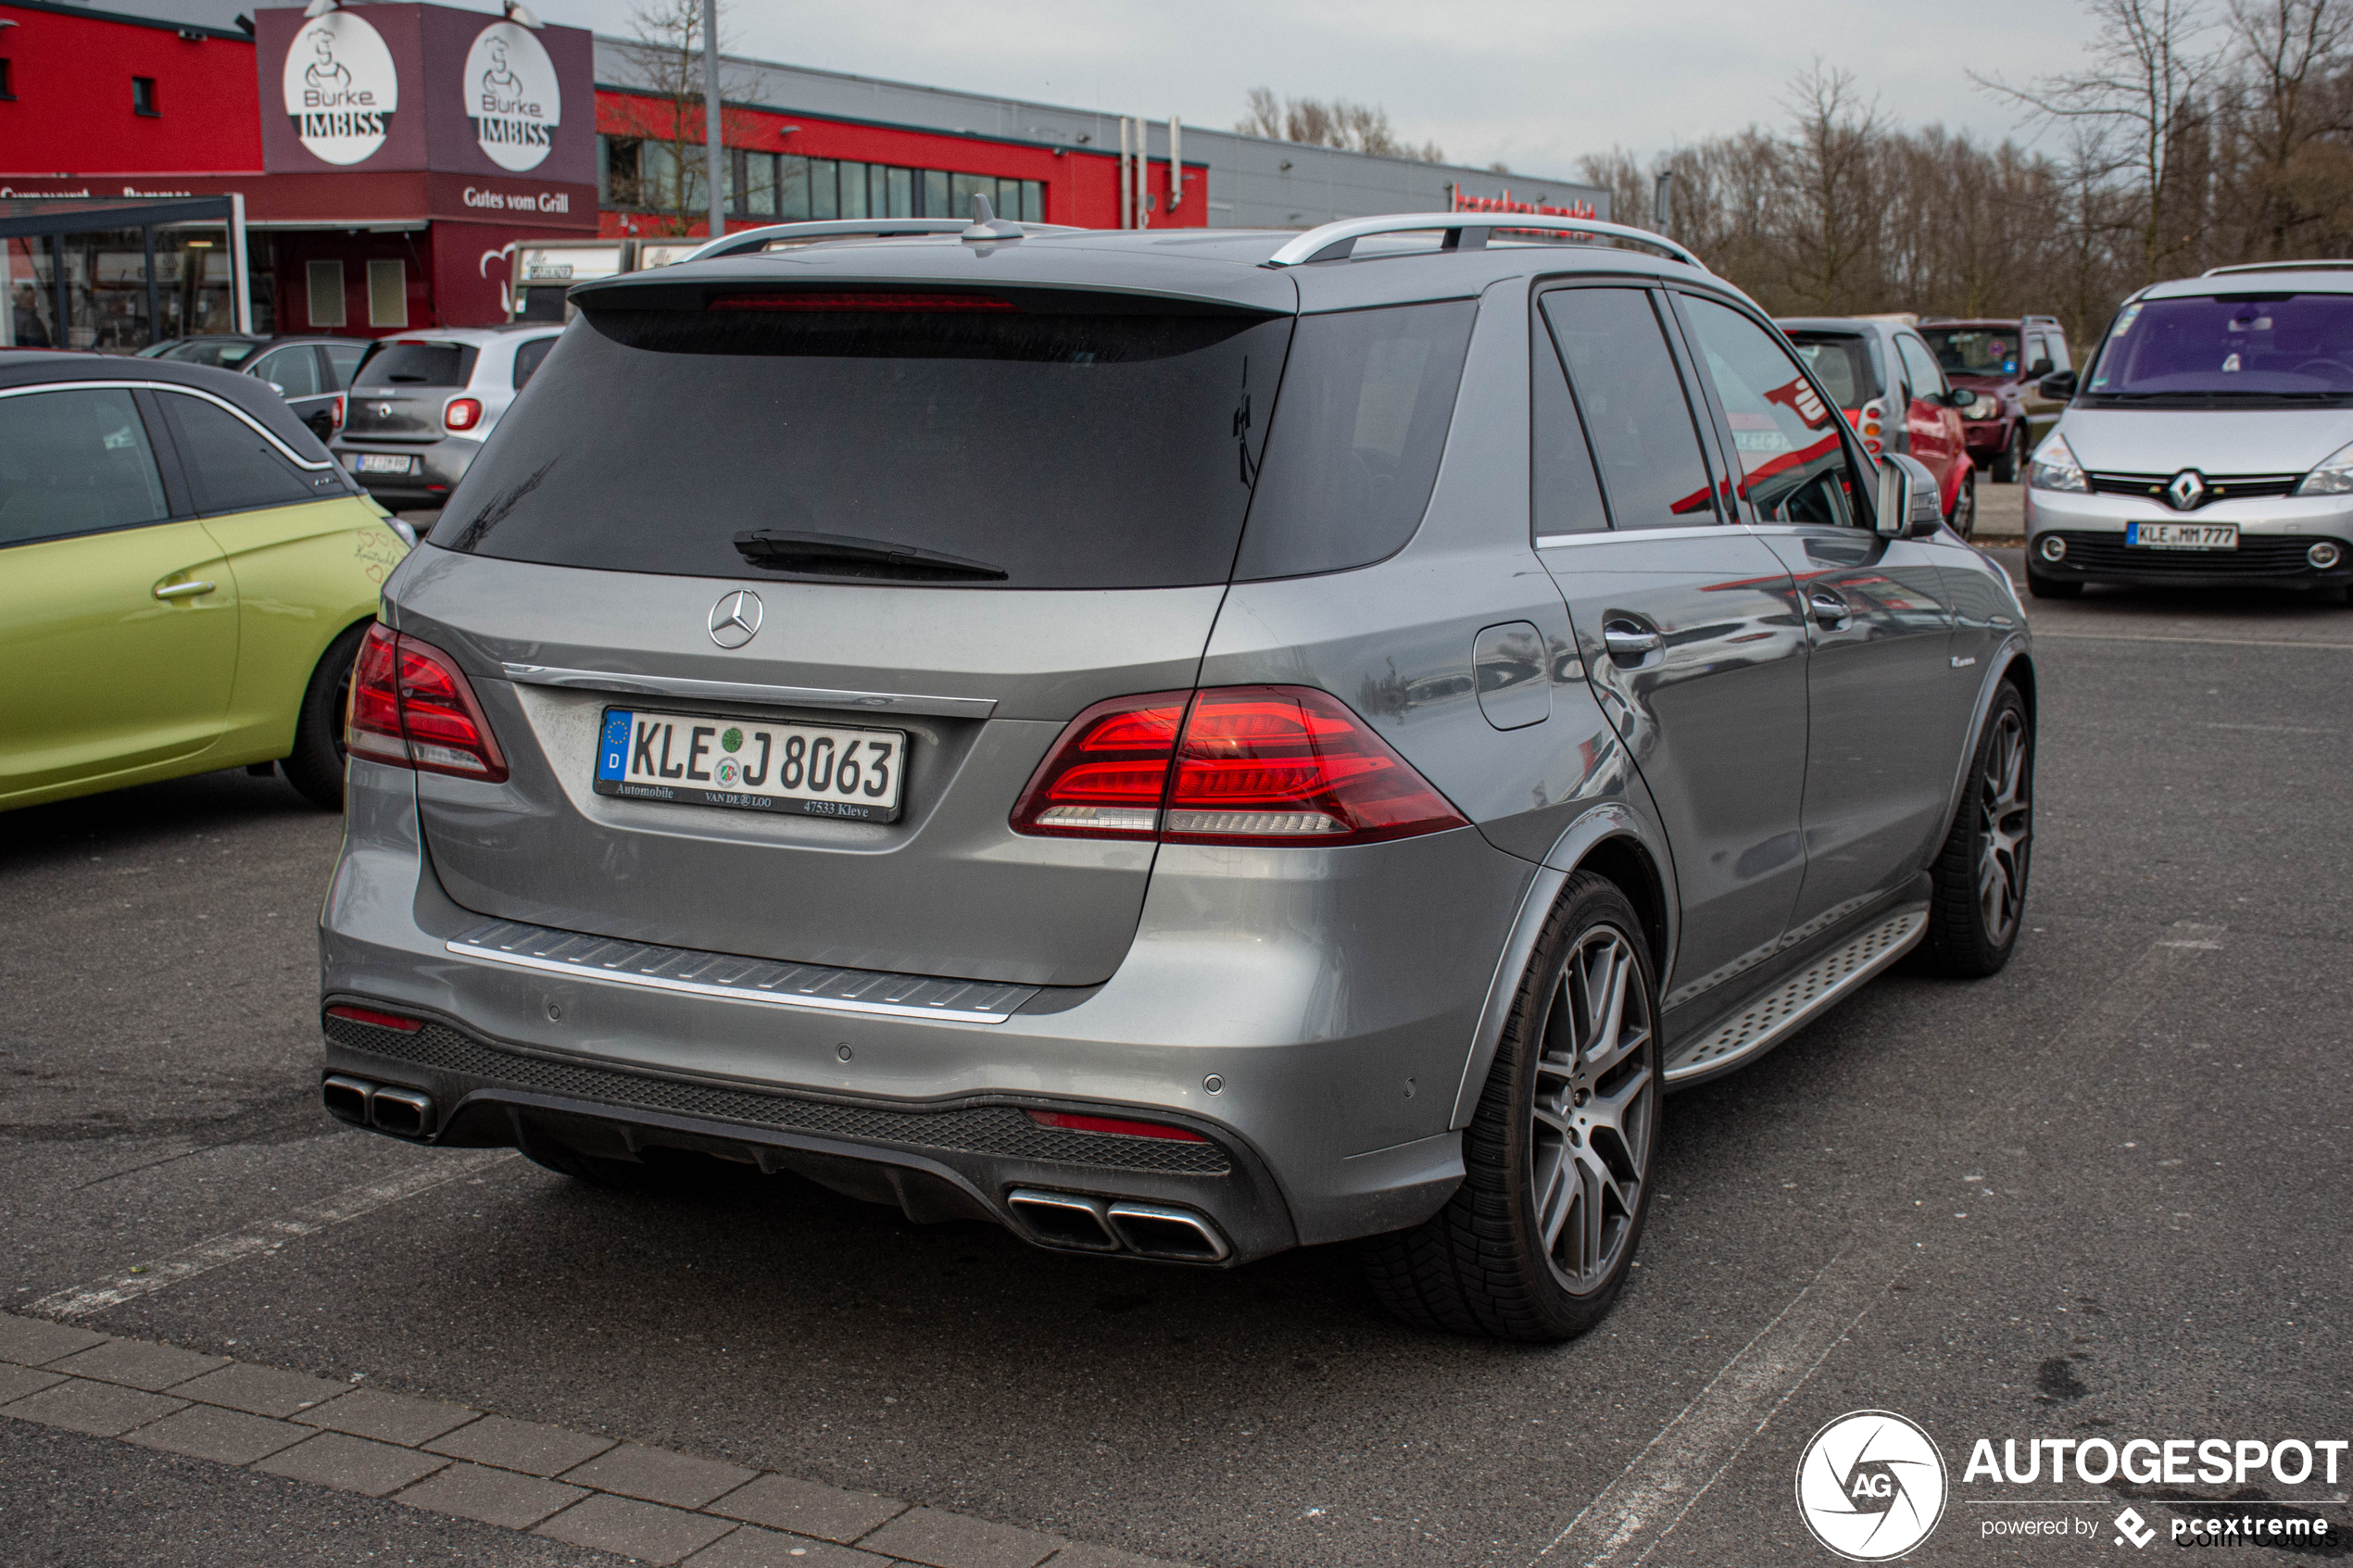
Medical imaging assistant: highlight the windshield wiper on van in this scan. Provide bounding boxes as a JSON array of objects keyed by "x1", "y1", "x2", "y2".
[{"x1": 731, "y1": 530, "x2": 1010, "y2": 582}]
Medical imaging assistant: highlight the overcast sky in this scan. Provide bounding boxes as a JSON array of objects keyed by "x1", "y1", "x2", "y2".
[{"x1": 552, "y1": 0, "x2": 2110, "y2": 176}]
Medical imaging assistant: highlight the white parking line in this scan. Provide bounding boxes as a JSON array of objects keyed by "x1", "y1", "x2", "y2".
[
  {"x1": 31, "y1": 1151, "x2": 516, "y2": 1321},
  {"x1": 1528, "y1": 1244, "x2": 1908, "y2": 1568},
  {"x1": 2029, "y1": 630, "x2": 2353, "y2": 651}
]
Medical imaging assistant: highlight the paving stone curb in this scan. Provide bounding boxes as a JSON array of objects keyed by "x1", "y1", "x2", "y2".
[{"x1": 0, "y1": 1312, "x2": 1192, "y2": 1568}]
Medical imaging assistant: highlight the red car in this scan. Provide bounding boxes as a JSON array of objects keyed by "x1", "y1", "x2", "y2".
[
  {"x1": 1777, "y1": 316, "x2": 1984, "y2": 538},
  {"x1": 1915, "y1": 316, "x2": 2072, "y2": 483}
]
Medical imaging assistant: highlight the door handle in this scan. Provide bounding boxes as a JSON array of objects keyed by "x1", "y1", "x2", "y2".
[
  {"x1": 153, "y1": 579, "x2": 217, "y2": 601},
  {"x1": 1808, "y1": 590, "x2": 1851, "y2": 629},
  {"x1": 1601, "y1": 620, "x2": 1662, "y2": 659}
]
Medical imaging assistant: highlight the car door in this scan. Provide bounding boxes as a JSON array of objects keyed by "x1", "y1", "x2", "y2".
[
  {"x1": 1894, "y1": 332, "x2": 1962, "y2": 509},
  {"x1": 248, "y1": 344, "x2": 336, "y2": 442},
  {"x1": 0, "y1": 383, "x2": 241, "y2": 805},
  {"x1": 2021, "y1": 327, "x2": 2069, "y2": 446},
  {"x1": 150, "y1": 386, "x2": 375, "y2": 761},
  {"x1": 1673, "y1": 294, "x2": 1964, "y2": 937},
  {"x1": 1531, "y1": 283, "x2": 1811, "y2": 1013}
]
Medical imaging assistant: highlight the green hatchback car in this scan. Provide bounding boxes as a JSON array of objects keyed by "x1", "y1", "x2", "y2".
[{"x1": 1, "y1": 351, "x2": 409, "y2": 813}]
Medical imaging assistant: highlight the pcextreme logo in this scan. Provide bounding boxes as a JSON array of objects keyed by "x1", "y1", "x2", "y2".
[
  {"x1": 283, "y1": 10, "x2": 399, "y2": 165},
  {"x1": 1796, "y1": 1411, "x2": 1949, "y2": 1562}
]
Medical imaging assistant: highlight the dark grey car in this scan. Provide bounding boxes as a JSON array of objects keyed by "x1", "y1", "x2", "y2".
[{"x1": 317, "y1": 211, "x2": 2036, "y2": 1341}]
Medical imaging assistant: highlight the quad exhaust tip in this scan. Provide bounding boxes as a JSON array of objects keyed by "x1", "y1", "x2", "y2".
[
  {"x1": 1006, "y1": 1188, "x2": 1230, "y2": 1263},
  {"x1": 321, "y1": 1074, "x2": 435, "y2": 1139}
]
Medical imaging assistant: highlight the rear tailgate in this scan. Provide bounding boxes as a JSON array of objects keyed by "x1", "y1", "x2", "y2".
[{"x1": 344, "y1": 340, "x2": 479, "y2": 439}]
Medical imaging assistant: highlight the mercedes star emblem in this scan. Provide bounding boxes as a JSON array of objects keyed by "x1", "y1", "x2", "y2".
[
  {"x1": 2166, "y1": 470, "x2": 2207, "y2": 511},
  {"x1": 708, "y1": 589, "x2": 763, "y2": 648}
]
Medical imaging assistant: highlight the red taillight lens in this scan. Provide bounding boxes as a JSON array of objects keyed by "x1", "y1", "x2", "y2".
[
  {"x1": 344, "y1": 622, "x2": 509, "y2": 782},
  {"x1": 325, "y1": 1004, "x2": 422, "y2": 1034},
  {"x1": 330, "y1": 393, "x2": 346, "y2": 431},
  {"x1": 1026, "y1": 1110, "x2": 1206, "y2": 1143},
  {"x1": 444, "y1": 396, "x2": 483, "y2": 431},
  {"x1": 1011, "y1": 685, "x2": 1466, "y2": 847}
]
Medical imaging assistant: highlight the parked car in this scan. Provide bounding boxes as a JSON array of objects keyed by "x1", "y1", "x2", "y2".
[
  {"x1": 0, "y1": 350, "x2": 409, "y2": 812},
  {"x1": 137, "y1": 334, "x2": 369, "y2": 445},
  {"x1": 318, "y1": 212, "x2": 2034, "y2": 1342},
  {"x1": 1917, "y1": 315, "x2": 2072, "y2": 483},
  {"x1": 1780, "y1": 316, "x2": 1985, "y2": 537},
  {"x1": 329, "y1": 324, "x2": 562, "y2": 511},
  {"x1": 2025, "y1": 262, "x2": 2353, "y2": 602}
]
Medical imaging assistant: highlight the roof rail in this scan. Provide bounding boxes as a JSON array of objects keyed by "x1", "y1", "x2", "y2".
[
  {"x1": 2201, "y1": 258, "x2": 2353, "y2": 277},
  {"x1": 1263, "y1": 213, "x2": 1707, "y2": 273},
  {"x1": 676, "y1": 216, "x2": 1082, "y2": 264}
]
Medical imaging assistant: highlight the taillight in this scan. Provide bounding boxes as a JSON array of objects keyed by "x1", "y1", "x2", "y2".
[
  {"x1": 1011, "y1": 685, "x2": 1466, "y2": 847},
  {"x1": 444, "y1": 396, "x2": 483, "y2": 431},
  {"x1": 1026, "y1": 1110, "x2": 1206, "y2": 1142},
  {"x1": 345, "y1": 622, "x2": 509, "y2": 782},
  {"x1": 330, "y1": 393, "x2": 346, "y2": 431}
]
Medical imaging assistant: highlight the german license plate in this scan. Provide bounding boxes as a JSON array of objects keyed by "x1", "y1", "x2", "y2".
[
  {"x1": 2127, "y1": 521, "x2": 2237, "y2": 549},
  {"x1": 353, "y1": 453, "x2": 414, "y2": 475},
  {"x1": 593, "y1": 708, "x2": 906, "y2": 822}
]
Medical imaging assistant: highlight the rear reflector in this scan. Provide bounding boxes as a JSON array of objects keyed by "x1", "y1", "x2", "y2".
[
  {"x1": 325, "y1": 1004, "x2": 423, "y2": 1034},
  {"x1": 1026, "y1": 1110, "x2": 1207, "y2": 1143},
  {"x1": 346, "y1": 622, "x2": 510, "y2": 783},
  {"x1": 1011, "y1": 685, "x2": 1467, "y2": 847},
  {"x1": 708, "y1": 292, "x2": 1018, "y2": 313}
]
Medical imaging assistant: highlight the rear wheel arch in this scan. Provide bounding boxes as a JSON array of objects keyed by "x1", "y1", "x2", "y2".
[{"x1": 1574, "y1": 834, "x2": 1670, "y2": 982}]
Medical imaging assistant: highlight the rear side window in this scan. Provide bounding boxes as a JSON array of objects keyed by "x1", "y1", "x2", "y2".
[
  {"x1": 1540, "y1": 288, "x2": 1720, "y2": 529},
  {"x1": 322, "y1": 341, "x2": 367, "y2": 387},
  {"x1": 252, "y1": 345, "x2": 324, "y2": 399},
  {"x1": 1232, "y1": 301, "x2": 1476, "y2": 580},
  {"x1": 441, "y1": 296, "x2": 1288, "y2": 589},
  {"x1": 354, "y1": 342, "x2": 478, "y2": 390},
  {"x1": 511, "y1": 336, "x2": 557, "y2": 389},
  {"x1": 1787, "y1": 334, "x2": 1881, "y2": 410},
  {"x1": 159, "y1": 395, "x2": 328, "y2": 515},
  {"x1": 0, "y1": 387, "x2": 171, "y2": 546},
  {"x1": 1532, "y1": 317, "x2": 1608, "y2": 536}
]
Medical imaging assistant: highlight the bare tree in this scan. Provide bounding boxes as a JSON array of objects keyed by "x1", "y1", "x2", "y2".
[
  {"x1": 608, "y1": 0, "x2": 757, "y2": 235},
  {"x1": 2220, "y1": 0, "x2": 2353, "y2": 253},
  {"x1": 1233, "y1": 88, "x2": 1445, "y2": 162}
]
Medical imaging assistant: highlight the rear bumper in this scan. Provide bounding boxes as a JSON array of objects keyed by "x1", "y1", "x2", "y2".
[
  {"x1": 319, "y1": 759, "x2": 1534, "y2": 1263},
  {"x1": 329, "y1": 435, "x2": 480, "y2": 505}
]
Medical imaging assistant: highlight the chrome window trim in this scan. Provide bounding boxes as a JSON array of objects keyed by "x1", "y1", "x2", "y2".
[
  {"x1": 0, "y1": 380, "x2": 333, "y2": 471},
  {"x1": 1534, "y1": 524, "x2": 1759, "y2": 548},
  {"x1": 501, "y1": 662, "x2": 997, "y2": 720}
]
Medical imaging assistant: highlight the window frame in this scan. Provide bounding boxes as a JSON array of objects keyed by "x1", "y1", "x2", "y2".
[
  {"x1": 1894, "y1": 332, "x2": 1948, "y2": 400},
  {"x1": 1664, "y1": 285, "x2": 1882, "y2": 534},
  {"x1": 153, "y1": 385, "x2": 342, "y2": 518},
  {"x1": 0, "y1": 383, "x2": 192, "y2": 551}
]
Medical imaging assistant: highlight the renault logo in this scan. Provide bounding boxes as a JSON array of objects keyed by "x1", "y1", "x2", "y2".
[
  {"x1": 708, "y1": 589, "x2": 763, "y2": 648},
  {"x1": 2166, "y1": 470, "x2": 2208, "y2": 510}
]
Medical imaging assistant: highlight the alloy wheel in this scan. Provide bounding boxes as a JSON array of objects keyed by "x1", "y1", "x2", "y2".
[
  {"x1": 1529, "y1": 927, "x2": 1655, "y2": 1295},
  {"x1": 1977, "y1": 708, "x2": 2032, "y2": 945}
]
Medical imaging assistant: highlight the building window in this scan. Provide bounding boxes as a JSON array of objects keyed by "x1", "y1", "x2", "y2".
[
  {"x1": 306, "y1": 260, "x2": 346, "y2": 328},
  {"x1": 1, "y1": 59, "x2": 16, "y2": 101},
  {"x1": 132, "y1": 76, "x2": 159, "y2": 117},
  {"x1": 597, "y1": 134, "x2": 1045, "y2": 226},
  {"x1": 367, "y1": 259, "x2": 406, "y2": 329}
]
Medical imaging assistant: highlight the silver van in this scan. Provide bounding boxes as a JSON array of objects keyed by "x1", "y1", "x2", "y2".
[
  {"x1": 2025, "y1": 261, "x2": 2353, "y2": 600},
  {"x1": 317, "y1": 212, "x2": 2034, "y2": 1341}
]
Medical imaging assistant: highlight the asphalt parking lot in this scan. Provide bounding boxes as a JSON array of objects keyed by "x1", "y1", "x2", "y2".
[{"x1": 3, "y1": 520, "x2": 2348, "y2": 1568}]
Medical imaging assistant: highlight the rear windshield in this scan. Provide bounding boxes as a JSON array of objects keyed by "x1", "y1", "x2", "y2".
[
  {"x1": 439, "y1": 295, "x2": 1294, "y2": 589},
  {"x1": 355, "y1": 342, "x2": 478, "y2": 390},
  {"x1": 1918, "y1": 326, "x2": 2019, "y2": 377},
  {"x1": 2084, "y1": 293, "x2": 2353, "y2": 397},
  {"x1": 1786, "y1": 333, "x2": 1881, "y2": 410}
]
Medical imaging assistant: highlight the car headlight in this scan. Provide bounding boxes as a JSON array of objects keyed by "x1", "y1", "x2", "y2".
[
  {"x1": 2028, "y1": 433, "x2": 2090, "y2": 493},
  {"x1": 2294, "y1": 439, "x2": 2353, "y2": 495}
]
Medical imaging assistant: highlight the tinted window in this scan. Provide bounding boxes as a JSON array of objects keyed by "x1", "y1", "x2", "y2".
[
  {"x1": 1532, "y1": 318, "x2": 1608, "y2": 536},
  {"x1": 1895, "y1": 334, "x2": 1946, "y2": 399},
  {"x1": 442, "y1": 297, "x2": 1288, "y2": 589},
  {"x1": 0, "y1": 388, "x2": 172, "y2": 546},
  {"x1": 1234, "y1": 301, "x2": 1476, "y2": 580},
  {"x1": 1788, "y1": 333, "x2": 1881, "y2": 409},
  {"x1": 354, "y1": 342, "x2": 477, "y2": 390},
  {"x1": 1681, "y1": 296, "x2": 1865, "y2": 529},
  {"x1": 1540, "y1": 288, "x2": 1720, "y2": 529},
  {"x1": 1919, "y1": 326, "x2": 2018, "y2": 377},
  {"x1": 511, "y1": 335, "x2": 557, "y2": 389},
  {"x1": 160, "y1": 395, "x2": 328, "y2": 515},
  {"x1": 251, "y1": 346, "x2": 323, "y2": 399},
  {"x1": 321, "y1": 341, "x2": 367, "y2": 387},
  {"x1": 2085, "y1": 293, "x2": 2353, "y2": 394}
]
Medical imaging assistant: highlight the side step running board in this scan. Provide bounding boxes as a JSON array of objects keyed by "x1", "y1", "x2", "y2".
[{"x1": 1663, "y1": 908, "x2": 1928, "y2": 1086}]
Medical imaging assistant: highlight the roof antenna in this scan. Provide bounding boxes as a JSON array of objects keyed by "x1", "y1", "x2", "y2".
[{"x1": 963, "y1": 194, "x2": 1024, "y2": 244}]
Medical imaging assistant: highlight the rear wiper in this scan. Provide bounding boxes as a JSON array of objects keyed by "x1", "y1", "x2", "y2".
[{"x1": 732, "y1": 530, "x2": 1009, "y2": 582}]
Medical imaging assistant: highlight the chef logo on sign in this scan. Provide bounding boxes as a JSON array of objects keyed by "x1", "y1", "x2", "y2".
[
  {"x1": 282, "y1": 11, "x2": 400, "y2": 164},
  {"x1": 464, "y1": 21, "x2": 562, "y2": 171}
]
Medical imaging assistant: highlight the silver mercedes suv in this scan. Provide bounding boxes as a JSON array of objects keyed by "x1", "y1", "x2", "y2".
[{"x1": 318, "y1": 208, "x2": 2036, "y2": 1341}]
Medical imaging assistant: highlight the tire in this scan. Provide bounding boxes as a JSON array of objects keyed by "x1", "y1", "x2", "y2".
[
  {"x1": 2024, "y1": 567, "x2": 2082, "y2": 600},
  {"x1": 1919, "y1": 684, "x2": 2032, "y2": 978},
  {"x1": 280, "y1": 621, "x2": 371, "y2": 810},
  {"x1": 1992, "y1": 424, "x2": 2025, "y2": 484},
  {"x1": 1362, "y1": 872, "x2": 1660, "y2": 1342},
  {"x1": 1947, "y1": 466, "x2": 1978, "y2": 540}
]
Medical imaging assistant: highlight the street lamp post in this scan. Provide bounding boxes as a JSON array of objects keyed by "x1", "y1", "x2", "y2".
[{"x1": 703, "y1": 0, "x2": 723, "y2": 240}]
